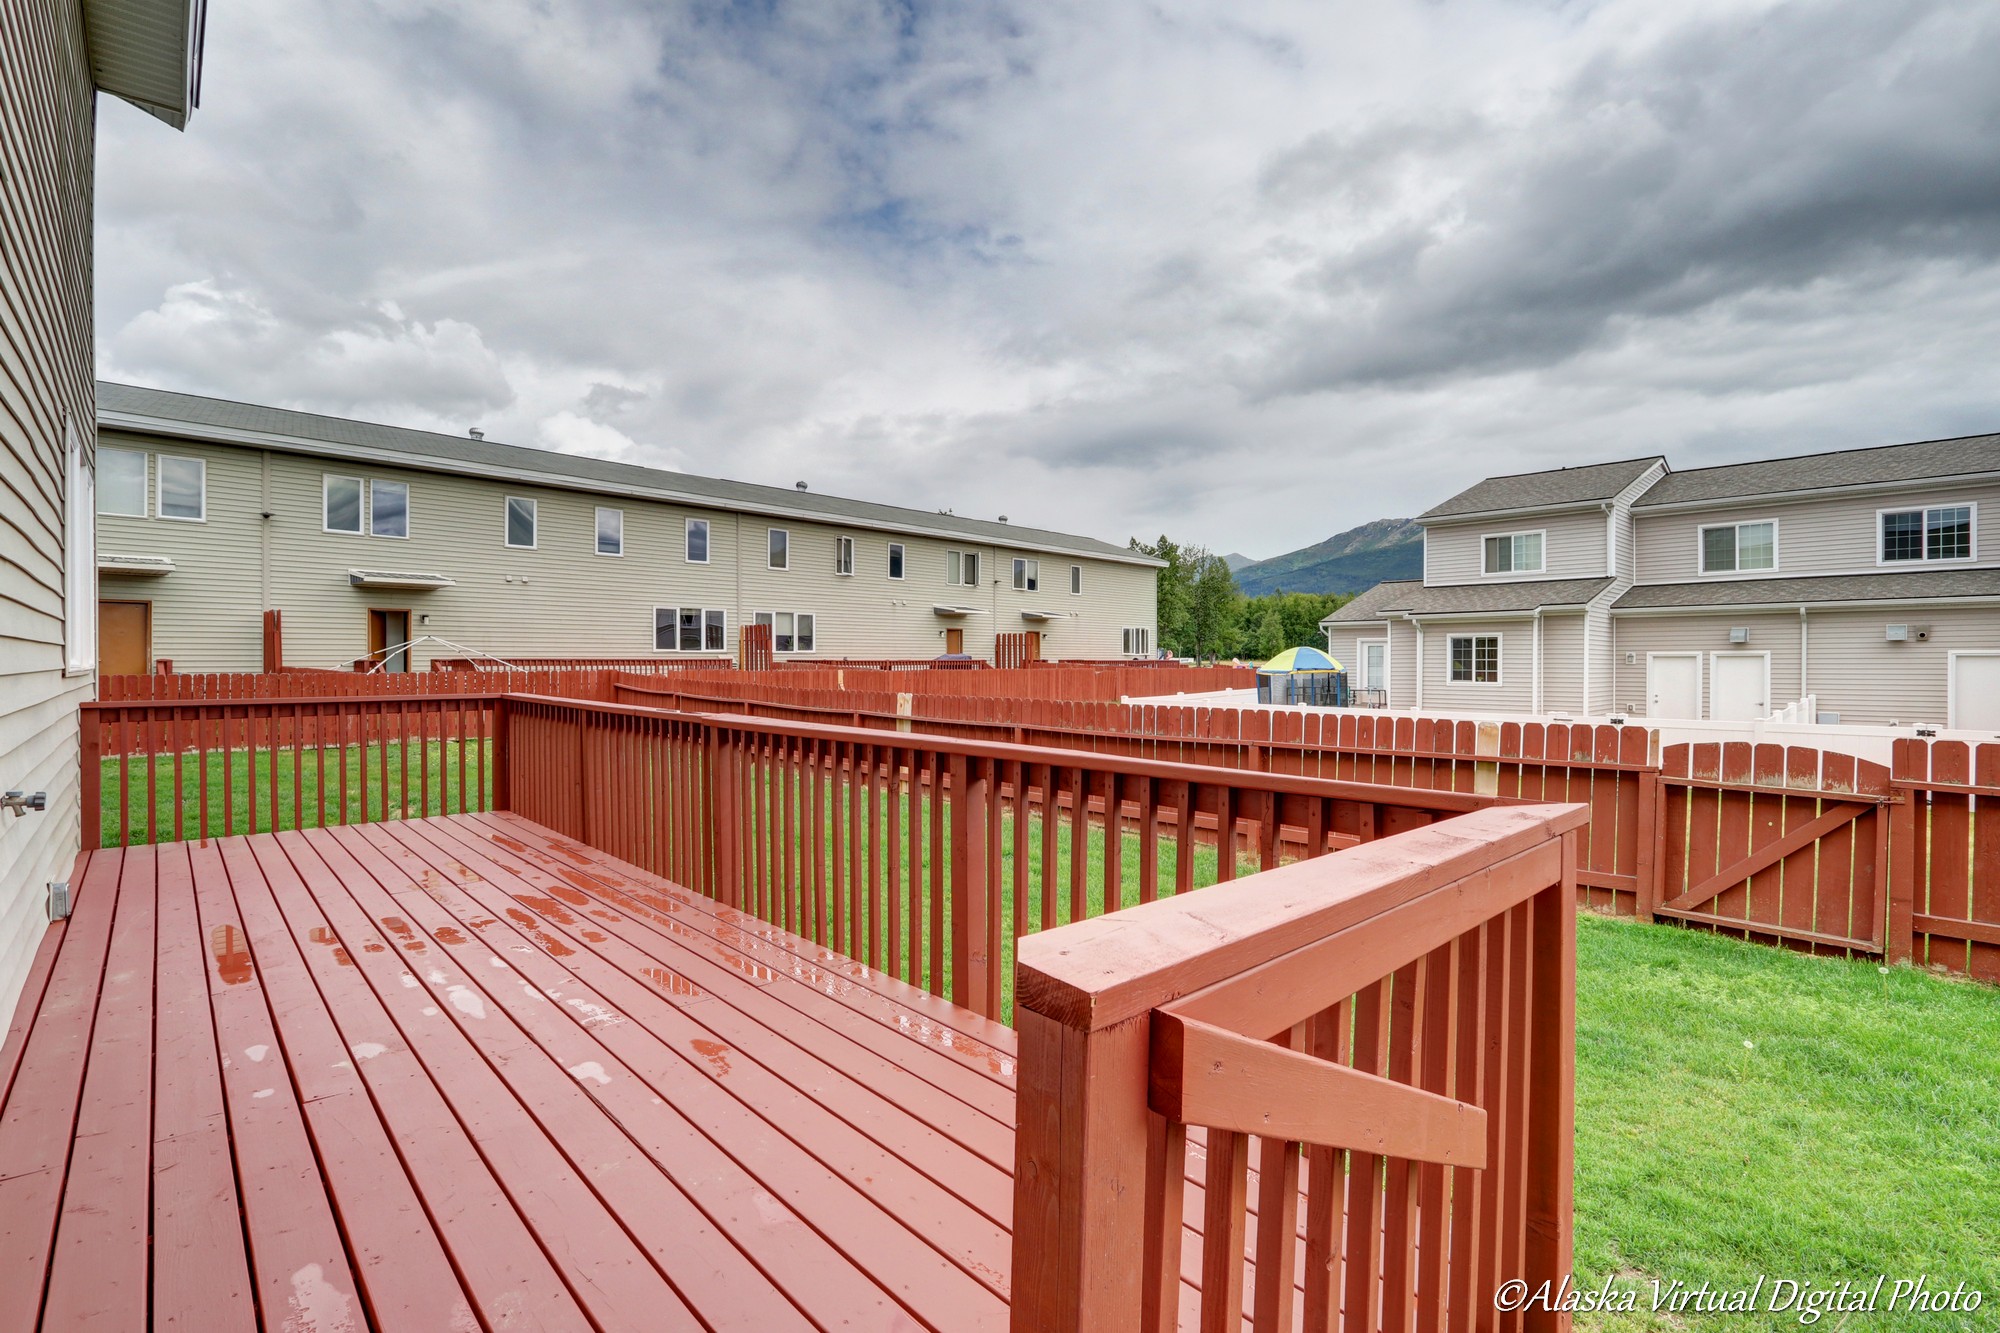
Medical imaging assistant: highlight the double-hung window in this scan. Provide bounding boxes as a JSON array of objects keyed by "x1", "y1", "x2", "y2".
[
  {"x1": 1482, "y1": 531, "x2": 1542, "y2": 575},
  {"x1": 1700, "y1": 520, "x2": 1775, "y2": 573},
  {"x1": 324, "y1": 476, "x2": 365, "y2": 533},
  {"x1": 1881, "y1": 505, "x2": 1973, "y2": 563},
  {"x1": 835, "y1": 535, "x2": 854, "y2": 575},
  {"x1": 157, "y1": 455, "x2": 206, "y2": 521},
  {"x1": 327, "y1": 476, "x2": 410, "y2": 537},
  {"x1": 887, "y1": 543, "x2": 905, "y2": 579},
  {"x1": 505, "y1": 496, "x2": 537, "y2": 548},
  {"x1": 1448, "y1": 635, "x2": 1501, "y2": 684},
  {"x1": 755, "y1": 611, "x2": 816, "y2": 653},
  {"x1": 1122, "y1": 627, "x2": 1151, "y2": 655},
  {"x1": 655, "y1": 607, "x2": 726, "y2": 652},
  {"x1": 946, "y1": 550, "x2": 980, "y2": 586},
  {"x1": 685, "y1": 517, "x2": 709, "y2": 563},
  {"x1": 596, "y1": 507, "x2": 623, "y2": 556},
  {"x1": 370, "y1": 481, "x2": 409, "y2": 538},
  {"x1": 1012, "y1": 557, "x2": 1038, "y2": 591},
  {"x1": 97, "y1": 448, "x2": 147, "y2": 516}
]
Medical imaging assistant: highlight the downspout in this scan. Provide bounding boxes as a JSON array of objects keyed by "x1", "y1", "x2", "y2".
[{"x1": 1532, "y1": 608, "x2": 1543, "y2": 714}]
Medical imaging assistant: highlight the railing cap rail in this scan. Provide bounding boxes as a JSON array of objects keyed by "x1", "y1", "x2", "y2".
[
  {"x1": 83, "y1": 693, "x2": 507, "y2": 711},
  {"x1": 1015, "y1": 802, "x2": 1589, "y2": 1033},
  {"x1": 502, "y1": 693, "x2": 1501, "y2": 814}
]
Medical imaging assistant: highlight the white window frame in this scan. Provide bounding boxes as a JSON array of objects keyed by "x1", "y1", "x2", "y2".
[
  {"x1": 323, "y1": 474, "x2": 365, "y2": 534},
  {"x1": 63, "y1": 419, "x2": 96, "y2": 674},
  {"x1": 834, "y1": 535, "x2": 854, "y2": 576},
  {"x1": 654, "y1": 606, "x2": 728, "y2": 653},
  {"x1": 767, "y1": 527, "x2": 790, "y2": 570},
  {"x1": 1446, "y1": 633, "x2": 1503, "y2": 686},
  {"x1": 1070, "y1": 564, "x2": 1082, "y2": 595},
  {"x1": 96, "y1": 446, "x2": 147, "y2": 517},
  {"x1": 1012, "y1": 557, "x2": 1039, "y2": 591},
  {"x1": 1877, "y1": 502, "x2": 1977, "y2": 566},
  {"x1": 1121, "y1": 626, "x2": 1151, "y2": 656},
  {"x1": 685, "y1": 516, "x2": 710, "y2": 564},
  {"x1": 504, "y1": 496, "x2": 538, "y2": 549},
  {"x1": 887, "y1": 542, "x2": 905, "y2": 580},
  {"x1": 754, "y1": 610, "x2": 817, "y2": 654},
  {"x1": 1480, "y1": 529, "x2": 1544, "y2": 576},
  {"x1": 1697, "y1": 518, "x2": 1779, "y2": 575},
  {"x1": 947, "y1": 549, "x2": 980, "y2": 587},
  {"x1": 595, "y1": 507, "x2": 624, "y2": 557},
  {"x1": 369, "y1": 480, "x2": 410, "y2": 540},
  {"x1": 155, "y1": 454, "x2": 207, "y2": 523}
]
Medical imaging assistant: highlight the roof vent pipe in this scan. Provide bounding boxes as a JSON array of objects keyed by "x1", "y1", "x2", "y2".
[
  {"x1": 468, "y1": 428, "x2": 484, "y2": 440},
  {"x1": 795, "y1": 481, "x2": 807, "y2": 491}
]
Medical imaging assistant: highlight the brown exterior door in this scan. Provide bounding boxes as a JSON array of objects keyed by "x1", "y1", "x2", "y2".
[
  {"x1": 98, "y1": 601, "x2": 150, "y2": 675},
  {"x1": 367, "y1": 609, "x2": 412, "y2": 672},
  {"x1": 944, "y1": 627, "x2": 964, "y2": 655},
  {"x1": 1025, "y1": 631, "x2": 1043, "y2": 661}
]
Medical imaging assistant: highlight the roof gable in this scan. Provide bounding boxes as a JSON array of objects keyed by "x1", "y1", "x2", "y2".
[{"x1": 1421, "y1": 456, "x2": 1665, "y2": 520}]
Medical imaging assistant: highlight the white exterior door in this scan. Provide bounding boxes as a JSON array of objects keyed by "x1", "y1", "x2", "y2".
[
  {"x1": 1950, "y1": 653, "x2": 2000, "y2": 730},
  {"x1": 1361, "y1": 640, "x2": 1386, "y2": 693},
  {"x1": 1647, "y1": 653, "x2": 1701, "y2": 719},
  {"x1": 1709, "y1": 652, "x2": 1769, "y2": 721}
]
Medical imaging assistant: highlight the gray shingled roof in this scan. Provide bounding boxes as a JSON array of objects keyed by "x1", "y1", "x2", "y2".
[
  {"x1": 1326, "y1": 576, "x2": 1614, "y2": 623},
  {"x1": 1614, "y1": 568, "x2": 2000, "y2": 610},
  {"x1": 1421, "y1": 457, "x2": 1663, "y2": 520},
  {"x1": 96, "y1": 381, "x2": 1160, "y2": 566},
  {"x1": 1635, "y1": 433, "x2": 2000, "y2": 508}
]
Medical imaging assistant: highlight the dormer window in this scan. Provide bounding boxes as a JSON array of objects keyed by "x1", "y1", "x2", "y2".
[
  {"x1": 1700, "y1": 520, "x2": 1776, "y2": 574},
  {"x1": 1881, "y1": 505, "x2": 1973, "y2": 564},
  {"x1": 1482, "y1": 531, "x2": 1543, "y2": 575}
]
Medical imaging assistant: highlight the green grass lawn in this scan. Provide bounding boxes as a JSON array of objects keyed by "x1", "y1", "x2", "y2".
[
  {"x1": 98, "y1": 739, "x2": 491, "y2": 846},
  {"x1": 1572, "y1": 913, "x2": 2000, "y2": 1331}
]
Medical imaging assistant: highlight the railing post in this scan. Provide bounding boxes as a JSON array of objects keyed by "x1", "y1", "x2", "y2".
[
  {"x1": 489, "y1": 698, "x2": 511, "y2": 813},
  {"x1": 79, "y1": 706, "x2": 102, "y2": 849},
  {"x1": 1522, "y1": 829, "x2": 1580, "y2": 1332},
  {"x1": 1010, "y1": 1006, "x2": 1154, "y2": 1333},
  {"x1": 948, "y1": 754, "x2": 991, "y2": 1015}
]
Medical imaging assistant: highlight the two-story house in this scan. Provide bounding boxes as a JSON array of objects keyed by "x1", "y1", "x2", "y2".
[
  {"x1": 1326, "y1": 433, "x2": 2000, "y2": 729},
  {"x1": 93, "y1": 382, "x2": 1162, "y2": 672}
]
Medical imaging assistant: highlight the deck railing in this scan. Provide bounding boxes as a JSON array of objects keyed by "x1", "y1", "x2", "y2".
[
  {"x1": 499, "y1": 694, "x2": 1497, "y2": 1022},
  {"x1": 1011, "y1": 802, "x2": 1587, "y2": 1331}
]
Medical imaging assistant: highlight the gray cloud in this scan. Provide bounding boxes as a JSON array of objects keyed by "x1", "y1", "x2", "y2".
[{"x1": 94, "y1": 0, "x2": 2000, "y2": 559}]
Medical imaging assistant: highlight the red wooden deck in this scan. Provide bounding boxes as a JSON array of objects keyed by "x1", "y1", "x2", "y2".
[{"x1": 0, "y1": 813, "x2": 1029, "y2": 1332}]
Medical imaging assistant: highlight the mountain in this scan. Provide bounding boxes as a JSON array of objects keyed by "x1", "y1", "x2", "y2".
[
  {"x1": 1222, "y1": 552, "x2": 1256, "y2": 571},
  {"x1": 1233, "y1": 518, "x2": 1423, "y2": 597}
]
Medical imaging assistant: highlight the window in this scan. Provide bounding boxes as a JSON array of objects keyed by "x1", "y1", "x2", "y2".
[
  {"x1": 64, "y1": 420, "x2": 94, "y2": 673},
  {"x1": 1881, "y1": 505, "x2": 1973, "y2": 563},
  {"x1": 1448, "y1": 634, "x2": 1501, "y2": 685},
  {"x1": 835, "y1": 535, "x2": 854, "y2": 575},
  {"x1": 685, "y1": 517, "x2": 709, "y2": 563},
  {"x1": 1070, "y1": 564, "x2": 1082, "y2": 595},
  {"x1": 97, "y1": 448, "x2": 147, "y2": 516},
  {"x1": 370, "y1": 481, "x2": 409, "y2": 538},
  {"x1": 157, "y1": 455, "x2": 205, "y2": 521},
  {"x1": 947, "y1": 550, "x2": 980, "y2": 586},
  {"x1": 768, "y1": 527, "x2": 789, "y2": 569},
  {"x1": 655, "y1": 607, "x2": 727, "y2": 652},
  {"x1": 596, "y1": 507, "x2": 623, "y2": 556},
  {"x1": 1699, "y1": 520, "x2": 1775, "y2": 573},
  {"x1": 505, "y1": 496, "x2": 537, "y2": 548},
  {"x1": 1122, "y1": 627, "x2": 1151, "y2": 656},
  {"x1": 887, "y1": 542, "x2": 905, "y2": 579},
  {"x1": 754, "y1": 611, "x2": 816, "y2": 653},
  {"x1": 324, "y1": 476, "x2": 364, "y2": 532},
  {"x1": 1482, "y1": 531, "x2": 1542, "y2": 574},
  {"x1": 1012, "y1": 557, "x2": 1039, "y2": 591}
]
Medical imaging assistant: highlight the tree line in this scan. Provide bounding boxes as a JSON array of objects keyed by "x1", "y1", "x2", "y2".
[{"x1": 1128, "y1": 536, "x2": 1354, "y2": 664}]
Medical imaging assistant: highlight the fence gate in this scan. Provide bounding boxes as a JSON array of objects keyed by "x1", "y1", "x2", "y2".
[{"x1": 1658, "y1": 742, "x2": 1891, "y2": 954}]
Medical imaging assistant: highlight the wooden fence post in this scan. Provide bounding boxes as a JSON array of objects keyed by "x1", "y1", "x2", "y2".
[
  {"x1": 489, "y1": 698, "x2": 511, "y2": 813},
  {"x1": 1523, "y1": 830, "x2": 1579, "y2": 1332},
  {"x1": 948, "y1": 754, "x2": 991, "y2": 1015},
  {"x1": 1887, "y1": 738, "x2": 1919, "y2": 964},
  {"x1": 79, "y1": 708, "x2": 102, "y2": 849}
]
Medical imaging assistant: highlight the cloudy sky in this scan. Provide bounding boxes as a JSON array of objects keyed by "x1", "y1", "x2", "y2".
[{"x1": 95, "y1": 0, "x2": 2000, "y2": 559}]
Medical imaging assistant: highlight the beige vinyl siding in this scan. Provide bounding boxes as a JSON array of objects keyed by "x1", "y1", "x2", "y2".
[
  {"x1": 1417, "y1": 618, "x2": 1534, "y2": 712},
  {"x1": 95, "y1": 437, "x2": 1157, "y2": 669},
  {"x1": 1632, "y1": 480, "x2": 2000, "y2": 583},
  {"x1": 1585, "y1": 604, "x2": 1615, "y2": 715},
  {"x1": 1421, "y1": 509, "x2": 1609, "y2": 586},
  {"x1": 1797, "y1": 606, "x2": 2000, "y2": 729},
  {"x1": 1608, "y1": 611, "x2": 1803, "y2": 719},
  {"x1": 1387, "y1": 619, "x2": 1417, "y2": 707},
  {"x1": 1540, "y1": 614, "x2": 1586, "y2": 714},
  {"x1": 0, "y1": 0, "x2": 95, "y2": 1028}
]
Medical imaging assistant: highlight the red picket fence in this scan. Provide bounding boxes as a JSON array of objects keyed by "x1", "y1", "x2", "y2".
[
  {"x1": 429, "y1": 657, "x2": 734, "y2": 673},
  {"x1": 1891, "y1": 739, "x2": 2000, "y2": 983},
  {"x1": 99, "y1": 669, "x2": 618, "y2": 702}
]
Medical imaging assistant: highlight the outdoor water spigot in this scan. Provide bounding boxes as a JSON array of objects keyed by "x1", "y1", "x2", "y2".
[{"x1": 2, "y1": 791, "x2": 47, "y2": 817}]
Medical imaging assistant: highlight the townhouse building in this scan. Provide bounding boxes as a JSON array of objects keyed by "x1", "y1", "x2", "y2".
[
  {"x1": 1326, "y1": 434, "x2": 2000, "y2": 729},
  {"x1": 94, "y1": 383, "x2": 1162, "y2": 672}
]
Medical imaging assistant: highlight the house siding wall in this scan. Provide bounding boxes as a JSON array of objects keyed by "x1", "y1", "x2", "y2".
[
  {"x1": 1632, "y1": 480, "x2": 2000, "y2": 583},
  {"x1": 1388, "y1": 618, "x2": 1418, "y2": 707},
  {"x1": 1422, "y1": 509, "x2": 1609, "y2": 587},
  {"x1": 97, "y1": 434, "x2": 1158, "y2": 670},
  {"x1": 1540, "y1": 614, "x2": 1586, "y2": 714},
  {"x1": 1608, "y1": 611, "x2": 1803, "y2": 719},
  {"x1": 0, "y1": 0, "x2": 94, "y2": 1028},
  {"x1": 1416, "y1": 617, "x2": 1535, "y2": 712},
  {"x1": 1797, "y1": 606, "x2": 2000, "y2": 728}
]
